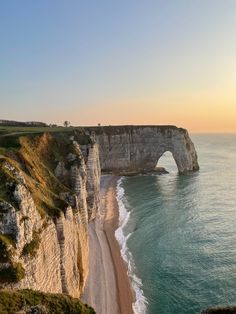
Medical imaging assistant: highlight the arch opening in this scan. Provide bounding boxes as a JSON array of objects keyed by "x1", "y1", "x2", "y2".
[{"x1": 156, "y1": 151, "x2": 178, "y2": 174}]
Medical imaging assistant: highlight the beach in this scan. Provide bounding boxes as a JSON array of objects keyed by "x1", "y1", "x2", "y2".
[{"x1": 82, "y1": 175, "x2": 134, "y2": 314}]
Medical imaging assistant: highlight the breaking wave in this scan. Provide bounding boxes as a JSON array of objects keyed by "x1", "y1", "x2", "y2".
[{"x1": 115, "y1": 177, "x2": 148, "y2": 314}]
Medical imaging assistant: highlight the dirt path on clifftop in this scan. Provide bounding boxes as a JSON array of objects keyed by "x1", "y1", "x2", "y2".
[{"x1": 82, "y1": 175, "x2": 134, "y2": 314}]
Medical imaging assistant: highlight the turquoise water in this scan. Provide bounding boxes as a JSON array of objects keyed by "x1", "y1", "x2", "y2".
[{"x1": 118, "y1": 134, "x2": 236, "y2": 314}]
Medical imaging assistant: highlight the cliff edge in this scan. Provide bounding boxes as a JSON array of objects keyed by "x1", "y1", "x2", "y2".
[
  {"x1": 0, "y1": 124, "x2": 199, "y2": 312},
  {"x1": 0, "y1": 131, "x2": 100, "y2": 298},
  {"x1": 86, "y1": 125, "x2": 199, "y2": 174}
]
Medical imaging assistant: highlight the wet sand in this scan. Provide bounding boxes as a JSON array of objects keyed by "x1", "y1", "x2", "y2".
[{"x1": 82, "y1": 175, "x2": 133, "y2": 314}]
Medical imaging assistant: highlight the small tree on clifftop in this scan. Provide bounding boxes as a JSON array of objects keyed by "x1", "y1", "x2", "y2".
[{"x1": 63, "y1": 121, "x2": 70, "y2": 127}]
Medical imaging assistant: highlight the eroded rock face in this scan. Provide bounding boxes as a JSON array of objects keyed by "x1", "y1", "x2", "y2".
[
  {"x1": 85, "y1": 144, "x2": 101, "y2": 220},
  {"x1": 0, "y1": 136, "x2": 101, "y2": 298},
  {"x1": 87, "y1": 126, "x2": 199, "y2": 174},
  {"x1": 0, "y1": 126, "x2": 198, "y2": 299}
]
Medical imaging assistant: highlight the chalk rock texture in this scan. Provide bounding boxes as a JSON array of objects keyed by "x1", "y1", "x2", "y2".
[
  {"x1": 86, "y1": 126, "x2": 199, "y2": 173},
  {"x1": 0, "y1": 125, "x2": 199, "y2": 301},
  {"x1": 0, "y1": 134, "x2": 101, "y2": 298}
]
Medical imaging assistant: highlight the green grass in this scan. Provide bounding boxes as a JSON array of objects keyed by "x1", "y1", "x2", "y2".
[
  {"x1": 0, "y1": 125, "x2": 94, "y2": 156},
  {"x1": 0, "y1": 234, "x2": 15, "y2": 263},
  {"x1": 0, "y1": 134, "x2": 20, "y2": 149},
  {"x1": 0, "y1": 127, "x2": 96, "y2": 222},
  {"x1": 0, "y1": 129, "x2": 93, "y2": 221},
  {"x1": 0, "y1": 289, "x2": 95, "y2": 314},
  {"x1": 0, "y1": 126, "x2": 84, "y2": 137},
  {"x1": 0, "y1": 126, "x2": 84, "y2": 151},
  {"x1": 0, "y1": 135, "x2": 72, "y2": 219},
  {"x1": 0, "y1": 130, "x2": 93, "y2": 257}
]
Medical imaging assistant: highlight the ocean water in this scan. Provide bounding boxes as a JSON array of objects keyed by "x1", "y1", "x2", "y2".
[{"x1": 115, "y1": 134, "x2": 236, "y2": 314}]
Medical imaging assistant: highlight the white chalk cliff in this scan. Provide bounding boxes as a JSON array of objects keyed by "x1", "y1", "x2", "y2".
[
  {"x1": 87, "y1": 126, "x2": 199, "y2": 173},
  {"x1": 0, "y1": 133, "x2": 100, "y2": 298},
  {"x1": 0, "y1": 126, "x2": 198, "y2": 299}
]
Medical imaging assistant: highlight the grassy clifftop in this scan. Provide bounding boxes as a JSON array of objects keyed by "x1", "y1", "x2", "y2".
[
  {"x1": 0, "y1": 289, "x2": 95, "y2": 314},
  {"x1": 0, "y1": 128, "x2": 92, "y2": 218},
  {"x1": 0, "y1": 125, "x2": 92, "y2": 152},
  {"x1": 0, "y1": 128, "x2": 93, "y2": 283},
  {"x1": 0, "y1": 128, "x2": 96, "y2": 312},
  {"x1": 84, "y1": 124, "x2": 185, "y2": 136},
  {"x1": 0, "y1": 134, "x2": 70, "y2": 219}
]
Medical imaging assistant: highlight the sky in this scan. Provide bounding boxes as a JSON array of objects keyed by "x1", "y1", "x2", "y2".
[{"x1": 0, "y1": 0, "x2": 236, "y2": 132}]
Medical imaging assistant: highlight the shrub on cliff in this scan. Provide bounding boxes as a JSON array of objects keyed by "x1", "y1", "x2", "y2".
[
  {"x1": 0, "y1": 234, "x2": 15, "y2": 263},
  {"x1": 21, "y1": 231, "x2": 41, "y2": 258},
  {"x1": 0, "y1": 289, "x2": 95, "y2": 314},
  {"x1": 0, "y1": 263, "x2": 25, "y2": 283}
]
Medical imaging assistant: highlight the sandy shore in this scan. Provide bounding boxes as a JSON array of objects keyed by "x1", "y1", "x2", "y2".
[{"x1": 82, "y1": 175, "x2": 134, "y2": 314}]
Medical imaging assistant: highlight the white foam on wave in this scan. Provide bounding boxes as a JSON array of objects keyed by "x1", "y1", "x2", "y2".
[{"x1": 115, "y1": 177, "x2": 148, "y2": 314}]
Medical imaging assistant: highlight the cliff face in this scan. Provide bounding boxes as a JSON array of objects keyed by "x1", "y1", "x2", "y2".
[
  {"x1": 0, "y1": 125, "x2": 199, "y2": 300},
  {"x1": 0, "y1": 133, "x2": 100, "y2": 298},
  {"x1": 86, "y1": 126, "x2": 199, "y2": 173}
]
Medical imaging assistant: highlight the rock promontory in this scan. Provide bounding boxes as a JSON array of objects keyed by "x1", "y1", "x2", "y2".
[
  {"x1": 86, "y1": 125, "x2": 199, "y2": 174},
  {"x1": 0, "y1": 124, "x2": 199, "y2": 309}
]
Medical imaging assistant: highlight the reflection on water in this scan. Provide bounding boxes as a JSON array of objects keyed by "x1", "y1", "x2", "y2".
[{"x1": 120, "y1": 134, "x2": 236, "y2": 314}]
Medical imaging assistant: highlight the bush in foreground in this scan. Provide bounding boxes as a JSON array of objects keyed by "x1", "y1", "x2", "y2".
[{"x1": 0, "y1": 289, "x2": 95, "y2": 314}]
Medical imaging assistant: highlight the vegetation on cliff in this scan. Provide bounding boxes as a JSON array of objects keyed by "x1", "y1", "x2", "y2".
[
  {"x1": 0, "y1": 125, "x2": 97, "y2": 309},
  {"x1": 0, "y1": 263, "x2": 25, "y2": 283},
  {"x1": 84, "y1": 124, "x2": 186, "y2": 136},
  {"x1": 0, "y1": 125, "x2": 92, "y2": 152},
  {"x1": 0, "y1": 234, "x2": 15, "y2": 263},
  {"x1": 0, "y1": 235, "x2": 26, "y2": 283},
  {"x1": 0, "y1": 289, "x2": 95, "y2": 314},
  {"x1": 21, "y1": 231, "x2": 41, "y2": 258},
  {"x1": 0, "y1": 127, "x2": 92, "y2": 218},
  {"x1": 0, "y1": 128, "x2": 93, "y2": 265}
]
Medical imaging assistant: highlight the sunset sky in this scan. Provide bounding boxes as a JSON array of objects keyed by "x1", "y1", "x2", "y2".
[{"x1": 1, "y1": 1, "x2": 236, "y2": 132}]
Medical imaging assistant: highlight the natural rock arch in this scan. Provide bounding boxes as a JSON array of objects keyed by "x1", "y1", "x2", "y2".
[
  {"x1": 86, "y1": 125, "x2": 199, "y2": 174},
  {"x1": 156, "y1": 151, "x2": 178, "y2": 172}
]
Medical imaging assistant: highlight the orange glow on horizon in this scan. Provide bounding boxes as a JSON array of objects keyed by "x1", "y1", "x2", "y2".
[{"x1": 60, "y1": 90, "x2": 236, "y2": 133}]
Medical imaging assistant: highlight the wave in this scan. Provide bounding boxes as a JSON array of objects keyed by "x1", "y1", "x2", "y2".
[{"x1": 115, "y1": 177, "x2": 148, "y2": 314}]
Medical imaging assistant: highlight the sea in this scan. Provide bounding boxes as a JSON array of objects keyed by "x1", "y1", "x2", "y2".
[{"x1": 115, "y1": 134, "x2": 236, "y2": 314}]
